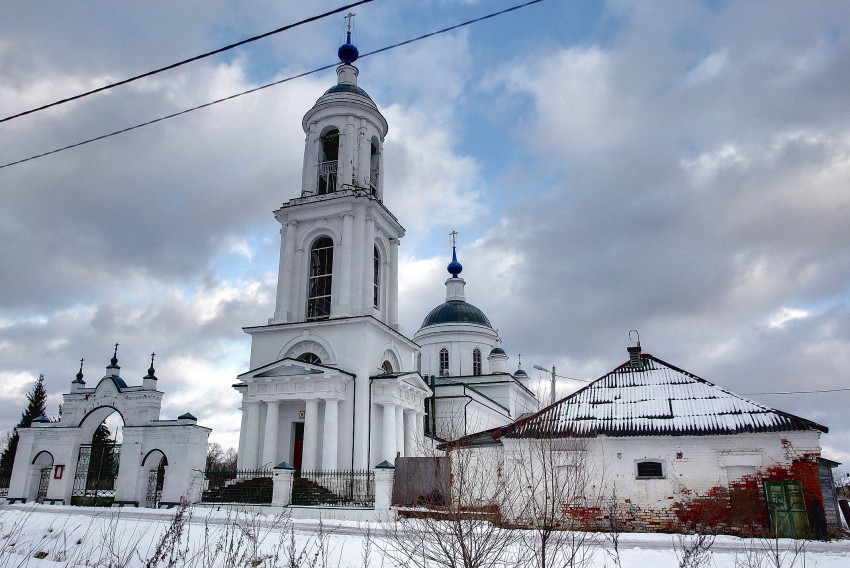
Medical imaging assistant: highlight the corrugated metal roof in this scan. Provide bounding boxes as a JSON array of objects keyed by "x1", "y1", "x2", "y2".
[{"x1": 496, "y1": 354, "x2": 827, "y2": 439}]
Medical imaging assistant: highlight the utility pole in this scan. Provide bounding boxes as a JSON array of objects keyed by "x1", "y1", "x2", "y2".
[{"x1": 533, "y1": 364, "x2": 557, "y2": 406}]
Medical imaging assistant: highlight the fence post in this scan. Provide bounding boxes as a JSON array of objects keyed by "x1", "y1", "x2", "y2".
[
  {"x1": 272, "y1": 462, "x2": 295, "y2": 507},
  {"x1": 374, "y1": 460, "x2": 395, "y2": 517}
]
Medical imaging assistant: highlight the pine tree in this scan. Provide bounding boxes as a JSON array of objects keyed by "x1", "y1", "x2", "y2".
[{"x1": 0, "y1": 374, "x2": 48, "y2": 478}]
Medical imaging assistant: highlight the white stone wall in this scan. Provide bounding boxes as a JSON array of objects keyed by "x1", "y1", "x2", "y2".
[{"x1": 493, "y1": 429, "x2": 823, "y2": 531}]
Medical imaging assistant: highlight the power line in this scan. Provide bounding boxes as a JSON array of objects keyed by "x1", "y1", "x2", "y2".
[
  {"x1": 0, "y1": 0, "x2": 545, "y2": 171},
  {"x1": 742, "y1": 387, "x2": 850, "y2": 396},
  {"x1": 0, "y1": 0, "x2": 375, "y2": 124}
]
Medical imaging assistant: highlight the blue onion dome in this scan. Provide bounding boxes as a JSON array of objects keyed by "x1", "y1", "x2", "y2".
[
  {"x1": 338, "y1": 33, "x2": 359, "y2": 64},
  {"x1": 490, "y1": 347, "x2": 506, "y2": 356},
  {"x1": 447, "y1": 247, "x2": 463, "y2": 278},
  {"x1": 421, "y1": 300, "x2": 492, "y2": 328},
  {"x1": 515, "y1": 368, "x2": 528, "y2": 378}
]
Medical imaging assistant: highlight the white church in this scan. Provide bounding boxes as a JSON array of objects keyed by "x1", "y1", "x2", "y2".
[{"x1": 232, "y1": 32, "x2": 537, "y2": 474}]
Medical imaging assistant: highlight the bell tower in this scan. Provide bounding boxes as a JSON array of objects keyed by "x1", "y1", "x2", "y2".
[
  {"x1": 268, "y1": 28, "x2": 400, "y2": 327},
  {"x1": 236, "y1": 27, "x2": 428, "y2": 473}
]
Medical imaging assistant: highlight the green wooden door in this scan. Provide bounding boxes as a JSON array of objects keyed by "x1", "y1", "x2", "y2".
[{"x1": 764, "y1": 480, "x2": 809, "y2": 538}]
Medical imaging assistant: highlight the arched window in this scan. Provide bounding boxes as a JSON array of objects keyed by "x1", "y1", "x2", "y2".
[
  {"x1": 307, "y1": 237, "x2": 333, "y2": 320},
  {"x1": 373, "y1": 245, "x2": 380, "y2": 309},
  {"x1": 318, "y1": 129, "x2": 339, "y2": 194},
  {"x1": 297, "y1": 352, "x2": 322, "y2": 365},
  {"x1": 381, "y1": 360, "x2": 393, "y2": 373},
  {"x1": 473, "y1": 348, "x2": 482, "y2": 376},
  {"x1": 439, "y1": 348, "x2": 449, "y2": 377}
]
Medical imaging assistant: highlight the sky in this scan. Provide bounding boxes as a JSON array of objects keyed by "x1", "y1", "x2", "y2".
[{"x1": 2, "y1": 0, "x2": 850, "y2": 469}]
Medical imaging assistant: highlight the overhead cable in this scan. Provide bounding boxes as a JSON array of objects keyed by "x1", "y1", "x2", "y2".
[
  {"x1": 742, "y1": 387, "x2": 850, "y2": 395},
  {"x1": 0, "y1": 0, "x2": 375, "y2": 124},
  {"x1": 0, "y1": 0, "x2": 544, "y2": 171}
]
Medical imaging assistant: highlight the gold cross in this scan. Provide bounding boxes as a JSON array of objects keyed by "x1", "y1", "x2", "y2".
[{"x1": 345, "y1": 12, "x2": 356, "y2": 34}]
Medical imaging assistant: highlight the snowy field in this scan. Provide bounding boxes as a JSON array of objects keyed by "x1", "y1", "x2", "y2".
[{"x1": 0, "y1": 504, "x2": 848, "y2": 567}]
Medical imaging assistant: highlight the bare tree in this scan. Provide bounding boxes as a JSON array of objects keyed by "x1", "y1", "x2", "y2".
[
  {"x1": 502, "y1": 435, "x2": 602, "y2": 568},
  {"x1": 381, "y1": 435, "x2": 521, "y2": 568}
]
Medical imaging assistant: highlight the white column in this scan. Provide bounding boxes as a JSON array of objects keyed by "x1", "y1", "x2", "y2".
[
  {"x1": 415, "y1": 411, "x2": 426, "y2": 455},
  {"x1": 262, "y1": 401, "x2": 280, "y2": 468},
  {"x1": 388, "y1": 237, "x2": 399, "y2": 328},
  {"x1": 243, "y1": 402, "x2": 261, "y2": 469},
  {"x1": 304, "y1": 125, "x2": 319, "y2": 195},
  {"x1": 339, "y1": 213, "x2": 354, "y2": 315},
  {"x1": 404, "y1": 410, "x2": 416, "y2": 457},
  {"x1": 351, "y1": 207, "x2": 365, "y2": 313},
  {"x1": 382, "y1": 403, "x2": 396, "y2": 464},
  {"x1": 363, "y1": 215, "x2": 376, "y2": 315},
  {"x1": 341, "y1": 116, "x2": 355, "y2": 189},
  {"x1": 274, "y1": 221, "x2": 297, "y2": 322},
  {"x1": 296, "y1": 244, "x2": 307, "y2": 320},
  {"x1": 358, "y1": 125, "x2": 370, "y2": 188},
  {"x1": 302, "y1": 399, "x2": 320, "y2": 471},
  {"x1": 321, "y1": 399, "x2": 339, "y2": 470},
  {"x1": 236, "y1": 401, "x2": 249, "y2": 469},
  {"x1": 377, "y1": 147, "x2": 384, "y2": 201},
  {"x1": 395, "y1": 405, "x2": 405, "y2": 458}
]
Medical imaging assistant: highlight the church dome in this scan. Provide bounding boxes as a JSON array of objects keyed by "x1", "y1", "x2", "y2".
[
  {"x1": 490, "y1": 347, "x2": 506, "y2": 356},
  {"x1": 420, "y1": 300, "x2": 492, "y2": 329}
]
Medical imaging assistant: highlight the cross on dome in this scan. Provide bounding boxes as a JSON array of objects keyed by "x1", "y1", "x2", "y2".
[
  {"x1": 447, "y1": 230, "x2": 463, "y2": 278},
  {"x1": 338, "y1": 12, "x2": 359, "y2": 64}
]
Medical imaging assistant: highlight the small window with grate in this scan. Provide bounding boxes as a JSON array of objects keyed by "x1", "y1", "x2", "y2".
[
  {"x1": 636, "y1": 460, "x2": 664, "y2": 479},
  {"x1": 472, "y1": 348, "x2": 482, "y2": 376},
  {"x1": 439, "y1": 348, "x2": 449, "y2": 377}
]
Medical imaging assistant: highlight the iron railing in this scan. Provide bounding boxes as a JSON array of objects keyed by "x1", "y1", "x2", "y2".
[
  {"x1": 201, "y1": 468, "x2": 273, "y2": 504},
  {"x1": 318, "y1": 160, "x2": 338, "y2": 194},
  {"x1": 71, "y1": 443, "x2": 121, "y2": 506},
  {"x1": 295, "y1": 469, "x2": 375, "y2": 508},
  {"x1": 0, "y1": 476, "x2": 9, "y2": 497}
]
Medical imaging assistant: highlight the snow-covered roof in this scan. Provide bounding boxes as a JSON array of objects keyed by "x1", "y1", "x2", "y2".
[{"x1": 494, "y1": 353, "x2": 827, "y2": 440}]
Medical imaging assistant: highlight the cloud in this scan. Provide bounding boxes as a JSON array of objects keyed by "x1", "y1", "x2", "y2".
[{"x1": 2, "y1": 1, "x2": 850, "y2": 462}]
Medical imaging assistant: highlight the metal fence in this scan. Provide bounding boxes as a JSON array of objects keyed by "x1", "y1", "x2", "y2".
[
  {"x1": 71, "y1": 443, "x2": 121, "y2": 506},
  {"x1": 201, "y1": 468, "x2": 273, "y2": 504},
  {"x1": 0, "y1": 476, "x2": 9, "y2": 497},
  {"x1": 294, "y1": 469, "x2": 375, "y2": 507}
]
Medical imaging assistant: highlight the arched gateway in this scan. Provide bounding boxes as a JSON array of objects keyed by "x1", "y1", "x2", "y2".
[{"x1": 5, "y1": 350, "x2": 209, "y2": 507}]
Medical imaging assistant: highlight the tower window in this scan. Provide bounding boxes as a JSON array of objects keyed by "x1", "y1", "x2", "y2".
[
  {"x1": 307, "y1": 237, "x2": 334, "y2": 320},
  {"x1": 473, "y1": 349, "x2": 482, "y2": 376},
  {"x1": 318, "y1": 129, "x2": 339, "y2": 194},
  {"x1": 373, "y1": 245, "x2": 380, "y2": 309},
  {"x1": 439, "y1": 348, "x2": 449, "y2": 377}
]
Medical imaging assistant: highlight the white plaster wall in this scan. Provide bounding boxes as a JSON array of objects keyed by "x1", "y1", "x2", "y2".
[
  {"x1": 497, "y1": 430, "x2": 823, "y2": 515},
  {"x1": 415, "y1": 324, "x2": 498, "y2": 378}
]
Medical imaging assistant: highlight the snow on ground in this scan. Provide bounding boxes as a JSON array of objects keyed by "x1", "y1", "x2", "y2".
[{"x1": 0, "y1": 504, "x2": 848, "y2": 567}]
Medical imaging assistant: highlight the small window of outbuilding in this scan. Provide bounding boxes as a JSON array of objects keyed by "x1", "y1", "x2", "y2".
[{"x1": 636, "y1": 460, "x2": 664, "y2": 479}]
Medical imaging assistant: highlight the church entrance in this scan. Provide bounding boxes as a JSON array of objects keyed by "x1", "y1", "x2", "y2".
[
  {"x1": 292, "y1": 422, "x2": 304, "y2": 470},
  {"x1": 71, "y1": 408, "x2": 123, "y2": 506}
]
